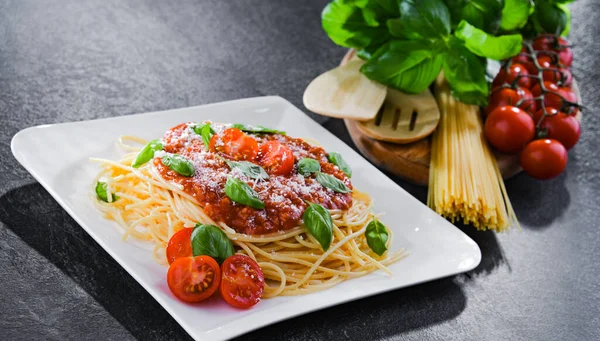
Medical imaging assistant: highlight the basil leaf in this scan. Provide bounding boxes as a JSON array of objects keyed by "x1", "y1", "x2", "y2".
[
  {"x1": 192, "y1": 123, "x2": 215, "y2": 136},
  {"x1": 315, "y1": 172, "x2": 351, "y2": 193},
  {"x1": 200, "y1": 124, "x2": 214, "y2": 148},
  {"x1": 557, "y1": 3, "x2": 571, "y2": 36},
  {"x1": 231, "y1": 123, "x2": 285, "y2": 135},
  {"x1": 161, "y1": 154, "x2": 195, "y2": 177},
  {"x1": 532, "y1": 0, "x2": 568, "y2": 36},
  {"x1": 224, "y1": 159, "x2": 269, "y2": 180},
  {"x1": 454, "y1": 20, "x2": 523, "y2": 60},
  {"x1": 303, "y1": 202, "x2": 334, "y2": 251},
  {"x1": 297, "y1": 158, "x2": 321, "y2": 176},
  {"x1": 132, "y1": 139, "x2": 163, "y2": 168},
  {"x1": 442, "y1": 37, "x2": 489, "y2": 106},
  {"x1": 444, "y1": 0, "x2": 503, "y2": 34},
  {"x1": 361, "y1": 40, "x2": 443, "y2": 94},
  {"x1": 398, "y1": 0, "x2": 451, "y2": 39},
  {"x1": 500, "y1": 0, "x2": 531, "y2": 31},
  {"x1": 365, "y1": 218, "x2": 389, "y2": 256},
  {"x1": 191, "y1": 224, "x2": 235, "y2": 264},
  {"x1": 321, "y1": 0, "x2": 393, "y2": 53},
  {"x1": 225, "y1": 177, "x2": 265, "y2": 209},
  {"x1": 327, "y1": 152, "x2": 352, "y2": 177},
  {"x1": 95, "y1": 181, "x2": 118, "y2": 203}
]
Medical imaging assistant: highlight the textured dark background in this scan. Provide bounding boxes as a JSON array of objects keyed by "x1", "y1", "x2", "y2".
[{"x1": 1, "y1": 0, "x2": 599, "y2": 340}]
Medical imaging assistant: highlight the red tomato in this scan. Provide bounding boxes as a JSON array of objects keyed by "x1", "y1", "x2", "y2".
[
  {"x1": 532, "y1": 34, "x2": 573, "y2": 67},
  {"x1": 542, "y1": 67, "x2": 572, "y2": 87},
  {"x1": 520, "y1": 139, "x2": 568, "y2": 180},
  {"x1": 220, "y1": 254, "x2": 264, "y2": 309},
  {"x1": 258, "y1": 141, "x2": 294, "y2": 176},
  {"x1": 166, "y1": 228, "x2": 194, "y2": 265},
  {"x1": 167, "y1": 256, "x2": 221, "y2": 303},
  {"x1": 484, "y1": 106, "x2": 536, "y2": 153},
  {"x1": 486, "y1": 87, "x2": 536, "y2": 116},
  {"x1": 531, "y1": 81, "x2": 577, "y2": 112},
  {"x1": 209, "y1": 128, "x2": 259, "y2": 161},
  {"x1": 492, "y1": 63, "x2": 532, "y2": 89},
  {"x1": 539, "y1": 111, "x2": 581, "y2": 149}
]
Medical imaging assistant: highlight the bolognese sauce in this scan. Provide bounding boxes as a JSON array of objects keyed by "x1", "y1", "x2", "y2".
[{"x1": 155, "y1": 122, "x2": 352, "y2": 235}]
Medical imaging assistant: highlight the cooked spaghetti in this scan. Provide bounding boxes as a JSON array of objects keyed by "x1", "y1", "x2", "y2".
[
  {"x1": 91, "y1": 122, "x2": 406, "y2": 298},
  {"x1": 428, "y1": 76, "x2": 518, "y2": 232}
]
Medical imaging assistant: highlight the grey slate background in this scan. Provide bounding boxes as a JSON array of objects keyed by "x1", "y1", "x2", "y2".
[{"x1": 0, "y1": 0, "x2": 599, "y2": 340}]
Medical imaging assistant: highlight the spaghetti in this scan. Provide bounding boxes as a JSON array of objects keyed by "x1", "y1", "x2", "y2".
[
  {"x1": 428, "y1": 76, "x2": 519, "y2": 232},
  {"x1": 92, "y1": 125, "x2": 406, "y2": 298}
]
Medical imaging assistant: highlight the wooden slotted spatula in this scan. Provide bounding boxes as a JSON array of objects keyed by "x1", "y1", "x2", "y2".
[
  {"x1": 303, "y1": 59, "x2": 387, "y2": 121},
  {"x1": 356, "y1": 88, "x2": 440, "y2": 144}
]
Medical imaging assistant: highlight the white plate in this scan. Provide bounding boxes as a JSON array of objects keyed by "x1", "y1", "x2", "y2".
[{"x1": 11, "y1": 96, "x2": 481, "y2": 341}]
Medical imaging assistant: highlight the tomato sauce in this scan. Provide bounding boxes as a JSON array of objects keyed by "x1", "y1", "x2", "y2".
[{"x1": 155, "y1": 122, "x2": 352, "y2": 235}]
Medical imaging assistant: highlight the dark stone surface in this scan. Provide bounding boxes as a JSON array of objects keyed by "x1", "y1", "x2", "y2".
[{"x1": 0, "y1": 0, "x2": 598, "y2": 340}]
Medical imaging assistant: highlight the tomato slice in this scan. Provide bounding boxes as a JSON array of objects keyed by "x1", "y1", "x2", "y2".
[
  {"x1": 209, "y1": 128, "x2": 259, "y2": 161},
  {"x1": 258, "y1": 141, "x2": 294, "y2": 176},
  {"x1": 166, "y1": 228, "x2": 194, "y2": 265},
  {"x1": 219, "y1": 254, "x2": 264, "y2": 309},
  {"x1": 167, "y1": 256, "x2": 221, "y2": 303}
]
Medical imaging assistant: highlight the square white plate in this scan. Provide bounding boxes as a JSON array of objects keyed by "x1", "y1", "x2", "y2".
[{"x1": 11, "y1": 96, "x2": 481, "y2": 341}]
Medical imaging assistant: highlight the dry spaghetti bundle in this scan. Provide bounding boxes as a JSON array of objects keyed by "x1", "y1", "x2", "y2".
[
  {"x1": 428, "y1": 77, "x2": 518, "y2": 232},
  {"x1": 91, "y1": 137, "x2": 406, "y2": 298}
]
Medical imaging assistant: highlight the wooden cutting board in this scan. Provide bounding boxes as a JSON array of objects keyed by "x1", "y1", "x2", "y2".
[{"x1": 340, "y1": 50, "x2": 582, "y2": 186}]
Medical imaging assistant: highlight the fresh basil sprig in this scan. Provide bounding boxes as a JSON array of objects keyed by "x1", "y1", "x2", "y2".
[
  {"x1": 192, "y1": 123, "x2": 215, "y2": 148},
  {"x1": 231, "y1": 123, "x2": 286, "y2": 135},
  {"x1": 365, "y1": 218, "x2": 389, "y2": 256},
  {"x1": 303, "y1": 201, "x2": 334, "y2": 251},
  {"x1": 162, "y1": 154, "x2": 195, "y2": 177},
  {"x1": 225, "y1": 177, "x2": 265, "y2": 209},
  {"x1": 327, "y1": 152, "x2": 352, "y2": 177},
  {"x1": 132, "y1": 139, "x2": 163, "y2": 168},
  {"x1": 316, "y1": 172, "x2": 351, "y2": 193},
  {"x1": 297, "y1": 158, "x2": 321, "y2": 176},
  {"x1": 191, "y1": 224, "x2": 235, "y2": 264},
  {"x1": 95, "y1": 181, "x2": 119, "y2": 203},
  {"x1": 223, "y1": 159, "x2": 269, "y2": 180}
]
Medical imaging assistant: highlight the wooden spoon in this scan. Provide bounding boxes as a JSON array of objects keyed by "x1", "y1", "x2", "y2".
[
  {"x1": 303, "y1": 59, "x2": 387, "y2": 121},
  {"x1": 356, "y1": 88, "x2": 440, "y2": 144}
]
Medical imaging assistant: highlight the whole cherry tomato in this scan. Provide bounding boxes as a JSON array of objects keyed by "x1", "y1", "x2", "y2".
[
  {"x1": 539, "y1": 110, "x2": 581, "y2": 149},
  {"x1": 486, "y1": 87, "x2": 536, "y2": 116},
  {"x1": 520, "y1": 139, "x2": 568, "y2": 180},
  {"x1": 484, "y1": 106, "x2": 536, "y2": 153},
  {"x1": 532, "y1": 34, "x2": 573, "y2": 67},
  {"x1": 531, "y1": 81, "x2": 577, "y2": 113},
  {"x1": 492, "y1": 63, "x2": 532, "y2": 89}
]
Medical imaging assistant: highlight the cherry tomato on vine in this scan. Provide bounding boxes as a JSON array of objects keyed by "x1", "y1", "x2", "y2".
[
  {"x1": 166, "y1": 228, "x2": 194, "y2": 265},
  {"x1": 167, "y1": 256, "x2": 221, "y2": 303},
  {"x1": 532, "y1": 35, "x2": 573, "y2": 67},
  {"x1": 520, "y1": 139, "x2": 568, "y2": 180},
  {"x1": 539, "y1": 109, "x2": 581, "y2": 150},
  {"x1": 531, "y1": 81, "x2": 577, "y2": 114},
  {"x1": 485, "y1": 87, "x2": 536, "y2": 116},
  {"x1": 209, "y1": 128, "x2": 259, "y2": 161},
  {"x1": 484, "y1": 106, "x2": 536, "y2": 153},
  {"x1": 542, "y1": 67, "x2": 573, "y2": 87},
  {"x1": 220, "y1": 254, "x2": 264, "y2": 309},
  {"x1": 258, "y1": 141, "x2": 294, "y2": 176},
  {"x1": 492, "y1": 63, "x2": 532, "y2": 89}
]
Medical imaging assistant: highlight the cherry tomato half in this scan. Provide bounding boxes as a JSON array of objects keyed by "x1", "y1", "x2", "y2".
[
  {"x1": 167, "y1": 256, "x2": 221, "y2": 303},
  {"x1": 486, "y1": 87, "x2": 536, "y2": 116},
  {"x1": 520, "y1": 139, "x2": 568, "y2": 180},
  {"x1": 166, "y1": 228, "x2": 194, "y2": 265},
  {"x1": 493, "y1": 63, "x2": 532, "y2": 89},
  {"x1": 220, "y1": 254, "x2": 265, "y2": 309},
  {"x1": 484, "y1": 106, "x2": 535, "y2": 153},
  {"x1": 258, "y1": 141, "x2": 294, "y2": 176},
  {"x1": 539, "y1": 110, "x2": 581, "y2": 150},
  {"x1": 209, "y1": 128, "x2": 259, "y2": 161},
  {"x1": 532, "y1": 34, "x2": 573, "y2": 67}
]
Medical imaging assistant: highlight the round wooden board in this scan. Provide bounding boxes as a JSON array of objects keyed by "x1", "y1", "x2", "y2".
[{"x1": 340, "y1": 50, "x2": 582, "y2": 186}]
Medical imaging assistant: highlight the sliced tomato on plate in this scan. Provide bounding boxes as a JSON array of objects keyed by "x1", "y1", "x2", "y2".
[
  {"x1": 209, "y1": 128, "x2": 259, "y2": 161},
  {"x1": 258, "y1": 141, "x2": 294, "y2": 176},
  {"x1": 166, "y1": 228, "x2": 194, "y2": 265},
  {"x1": 167, "y1": 256, "x2": 221, "y2": 303},
  {"x1": 220, "y1": 254, "x2": 264, "y2": 309}
]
